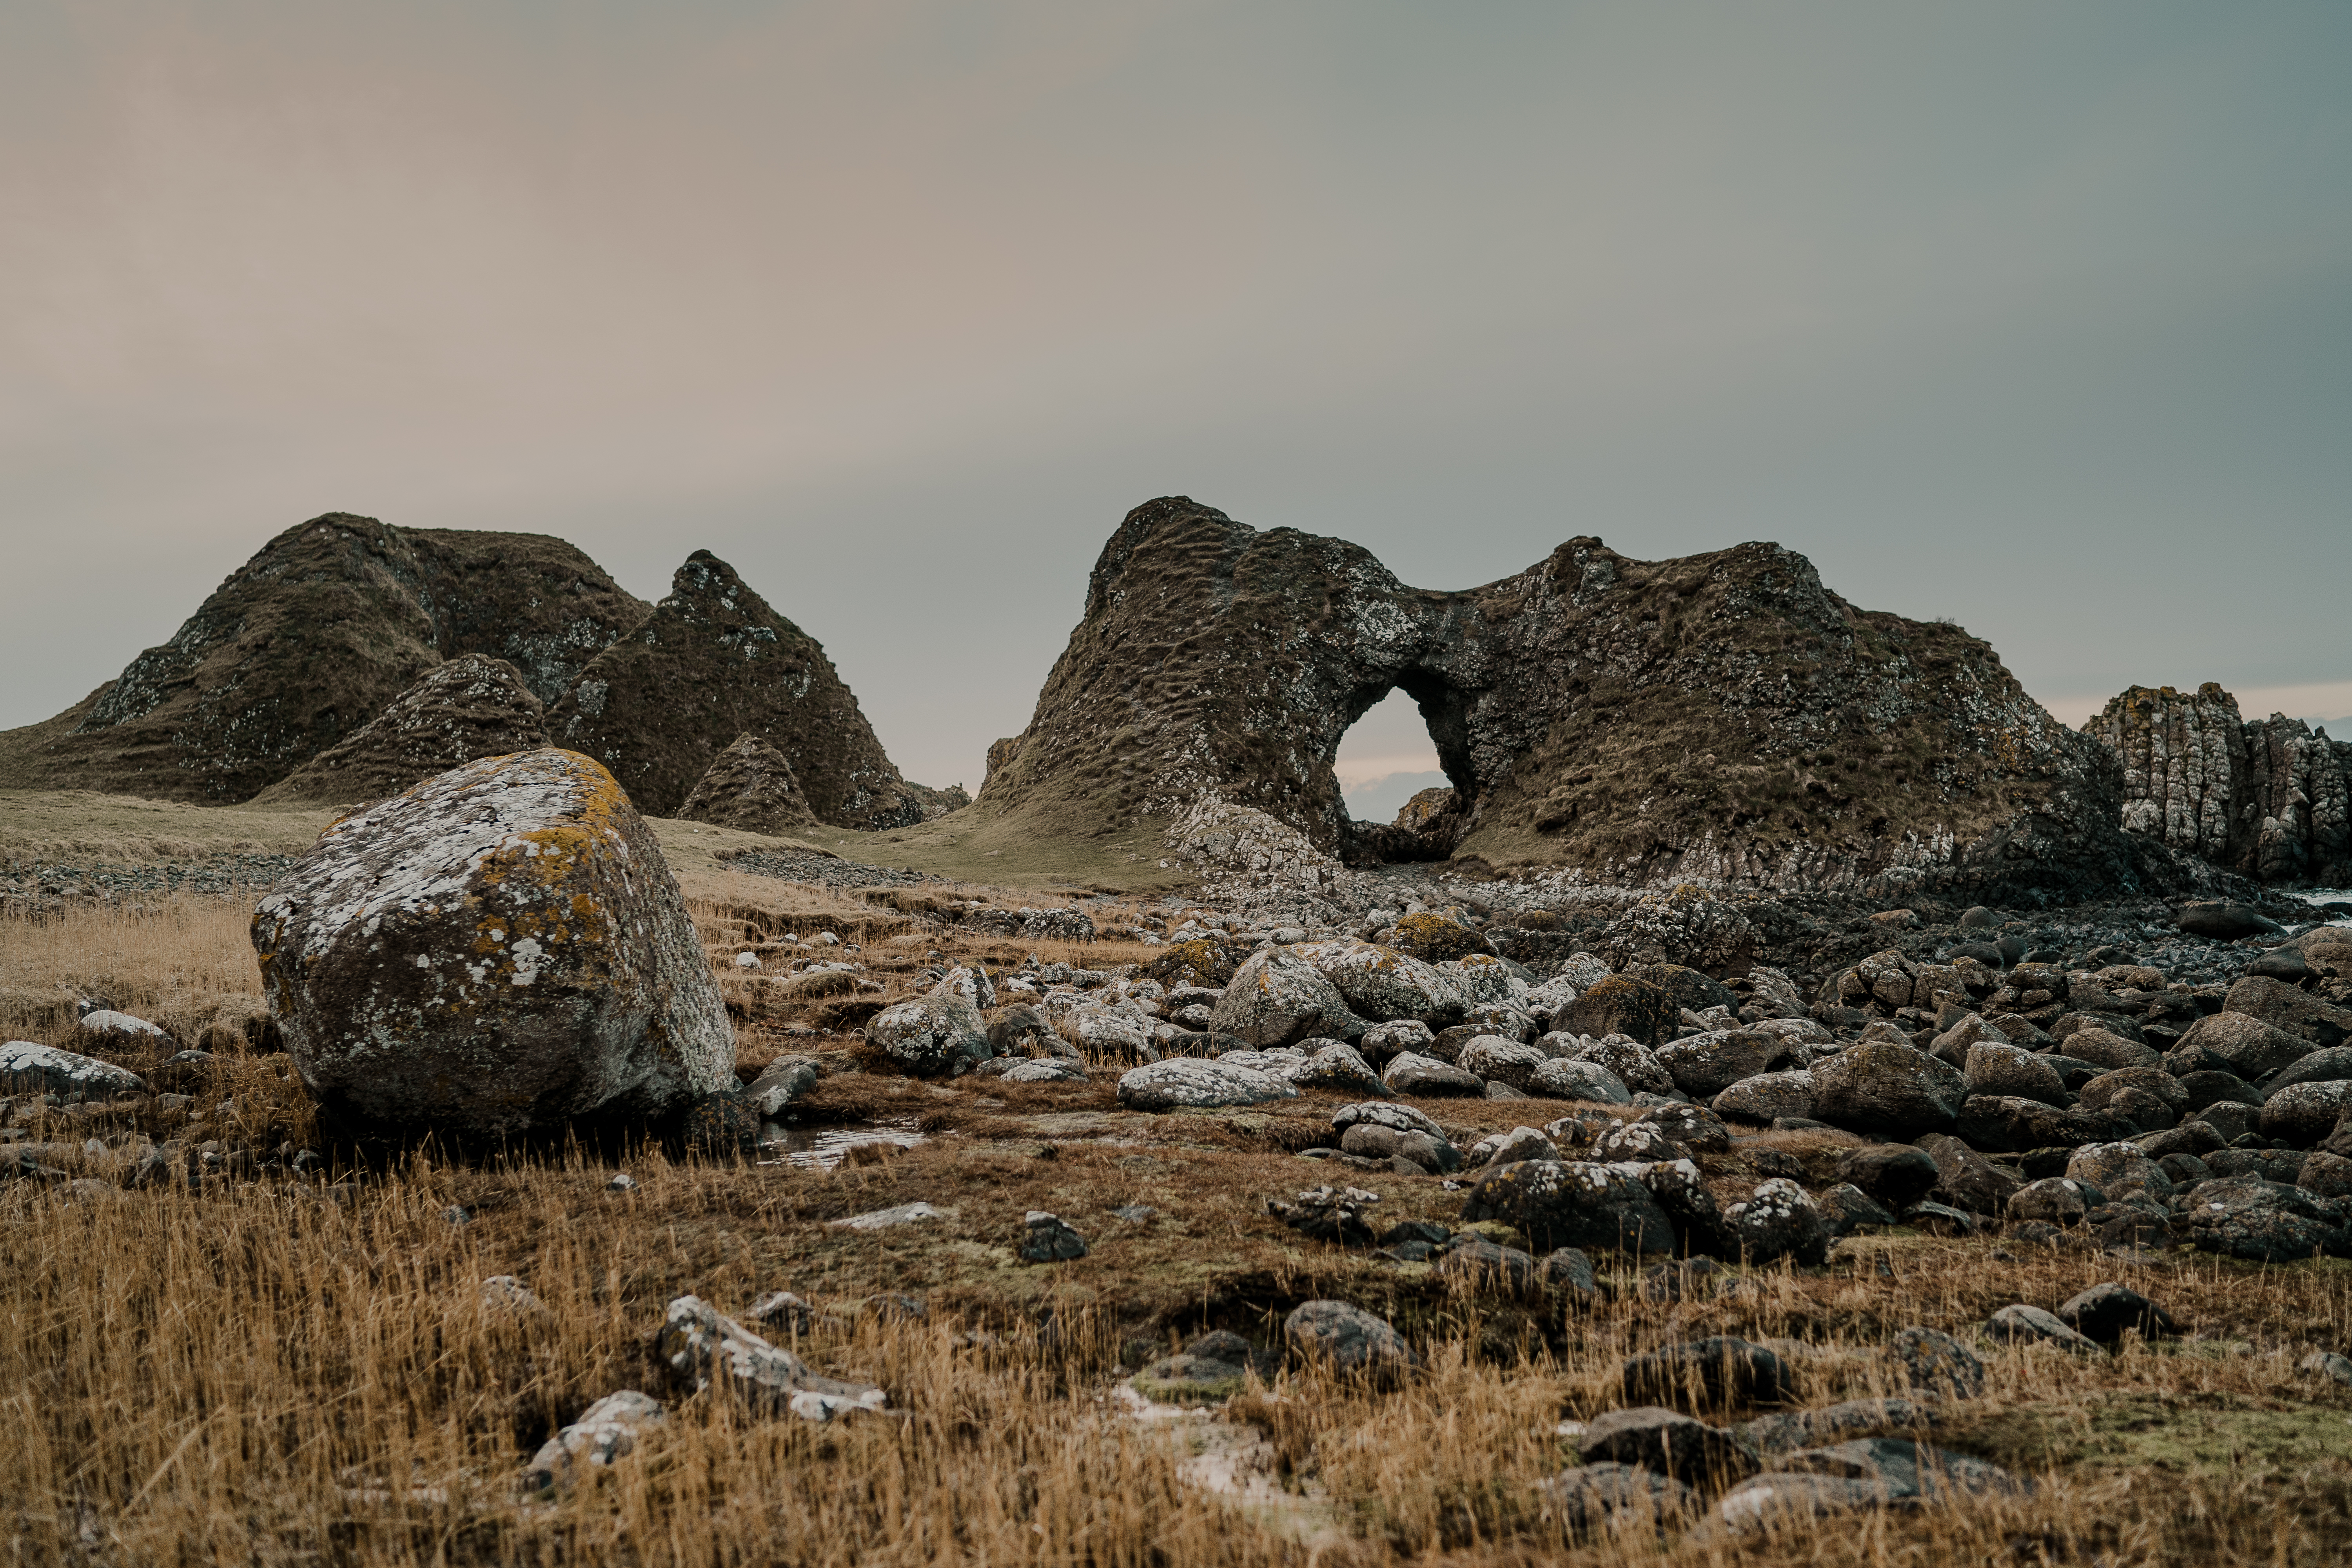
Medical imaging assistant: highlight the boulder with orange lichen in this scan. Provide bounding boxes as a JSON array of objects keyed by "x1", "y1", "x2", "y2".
[{"x1": 250, "y1": 748, "x2": 735, "y2": 1139}]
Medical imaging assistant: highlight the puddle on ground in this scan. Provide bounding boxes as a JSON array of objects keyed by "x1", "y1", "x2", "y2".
[{"x1": 758, "y1": 1119, "x2": 929, "y2": 1171}]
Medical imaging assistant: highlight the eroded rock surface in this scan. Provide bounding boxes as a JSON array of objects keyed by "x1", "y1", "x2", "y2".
[
  {"x1": 970, "y1": 495, "x2": 2188, "y2": 899},
  {"x1": 677, "y1": 732, "x2": 821, "y2": 836},
  {"x1": 546, "y1": 550, "x2": 923, "y2": 827},
  {"x1": 0, "y1": 514, "x2": 646, "y2": 801},
  {"x1": 251, "y1": 748, "x2": 735, "y2": 1137},
  {"x1": 253, "y1": 654, "x2": 550, "y2": 806}
]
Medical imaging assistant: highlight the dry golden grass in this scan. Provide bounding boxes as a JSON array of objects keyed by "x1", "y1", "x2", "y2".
[{"x1": 10, "y1": 894, "x2": 2352, "y2": 1564}]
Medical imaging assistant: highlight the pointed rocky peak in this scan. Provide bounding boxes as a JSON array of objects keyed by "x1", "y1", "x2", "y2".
[
  {"x1": 0, "y1": 512, "x2": 644, "y2": 802},
  {"x1": 547, "y1": 551, "x2": 922, "y2": 827},
  {"x1": 678, "y1": 732, "x2": 820, "y2": 835}
]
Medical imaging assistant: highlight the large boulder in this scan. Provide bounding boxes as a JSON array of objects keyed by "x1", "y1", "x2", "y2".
[
  {"x1": 2223, "y1": 976, "x2": 2352, "y2": 1049},
  {"x1": 1459, "y1": 1160, "x2": 1679, "y2": 1254},
  {"x1": 0, "y1": 1042, "x2": 145, "y2": 1099},
  {"x1": 2261, "y1": 1081, "x2": 2352, "y2": 1146},
  {"x1": 1963, "y1": 1042, "x2": 2068, "y2": 1107},
  {"x1": 1208, "y1": 947, "x2": 1368, "y2": 1046},
  {"x1": 1656, "y1": 1030, "x2": 1802, "y2": 1098},
  {"x1": 1809, "y1": 1042, "x2": 1967, "y2": 1137},
  {"x1": 2178, "y1": 1177, "x2": 2351, "y2": 1262},
  {"x1": 2172, "y1": 1012, "x2": 2312, "y2": 1080},
  {"x1": 1561, "y1": 977, "x2": 1677, "y2": 1048},
  {"x1": 1117, "y1": 1058, "x2": 1299, "y2": 1111},
  {"x1": 250, "y1": 749, "x2": 735, "y2": 1138},
  {"x1": 1292, "y1": 940, "x2": 1465, "y2": 1025},
  {"x1": 1282, "y1": 1300, "x2": 1420, "y2": 1376}
]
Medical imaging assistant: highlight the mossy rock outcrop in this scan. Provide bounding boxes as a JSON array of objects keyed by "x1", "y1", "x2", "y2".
[
  {"x1": 966, "y1": 496, "x2": 2200, "y2": 900},
  {"x1": 252, "y1": 653, "x2": 550, "y2": 806},
  {"x1": 547, "y1": 551, "x2": 922, "y2": 828},
  {"x1": 0, "y1": 514, "x2": 646, "y2": 802}
]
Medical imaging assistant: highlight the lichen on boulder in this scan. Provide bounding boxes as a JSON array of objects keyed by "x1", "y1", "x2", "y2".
[{"x1": 250, "y1": 748, "x2": 735, "y2": 1138}]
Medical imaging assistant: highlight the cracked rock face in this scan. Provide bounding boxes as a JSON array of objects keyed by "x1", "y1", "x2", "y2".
[
  {"x1": 250, "y1": 748, "x2": 735, "y2": 1138},
  {"x1": 0, "y1": 513, "x2": 647, "y2": 802},
  {"x1": 2091, "y1": 683, "x2": 2352, "y2": 882},
  {"x1": 252, "y1": 653, "x2": 550, "y2": 806},
  {"x1": 974, "y1": 496, "x2": 2173, "y2": 898},
  {"x1": 548, "y1": 551, "x2": 923, "y2": 827}
]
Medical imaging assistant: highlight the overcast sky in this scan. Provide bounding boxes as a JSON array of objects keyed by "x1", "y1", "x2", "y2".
[{"x1": 4, "y1": 2, "x2": 2347, "y2": 799}]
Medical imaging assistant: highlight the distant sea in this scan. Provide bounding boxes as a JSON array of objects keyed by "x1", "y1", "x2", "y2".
[{"x1": 2292, "y1": 889, "x2": 2352, "y2": 927}]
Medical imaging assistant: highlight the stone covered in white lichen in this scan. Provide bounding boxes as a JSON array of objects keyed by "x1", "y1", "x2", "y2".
[{"x1": 251, "y1": 747, "x2": 734, "y2": 1137}]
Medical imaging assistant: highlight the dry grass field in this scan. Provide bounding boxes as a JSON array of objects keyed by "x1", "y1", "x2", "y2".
[{"x1": 7, "y1": 890, "x2": 2352, "y2": 1565}]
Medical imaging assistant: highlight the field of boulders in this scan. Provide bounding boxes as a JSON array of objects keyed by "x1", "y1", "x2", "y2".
[{"x1": 5, "y1": 753, "x2": 2352, "y2": 1563}]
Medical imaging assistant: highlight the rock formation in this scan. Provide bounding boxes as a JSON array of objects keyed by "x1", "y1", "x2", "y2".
[
  {"x1": 677, "y1": 732, "x2": 820, "y2": 835},
  {"x1": 975, "y1": 496, "x2": 2180, "y2": 900},
  {"x1": 545, "y1": 550, "x2": 924, "y2": 827},
  {"x1": 251, "y1": 748, "x2": 736, "y2": 1139},
  {"x1": 2091, "y1": 684, "x2": 2351, "y2": 882},
  {"x1": 250, "y1": 654, "x2": 550, "y2": 806},
  {"x1": 0, "y1": 514, "x2": 647, "y2": 802}
]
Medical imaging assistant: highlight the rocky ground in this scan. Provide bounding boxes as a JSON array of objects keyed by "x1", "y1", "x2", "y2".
[{"x1": 7, "y1": 830, "x2": 2352, "y2": 1562}]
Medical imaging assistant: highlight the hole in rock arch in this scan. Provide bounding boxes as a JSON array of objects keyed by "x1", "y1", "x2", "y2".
[{"x1": 1330, "y1": 680, "x2": 1475, "y2": 863}]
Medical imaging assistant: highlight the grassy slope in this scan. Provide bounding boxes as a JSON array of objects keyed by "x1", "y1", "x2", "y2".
[{"x1": 0, "y1": 788, "x2": 1188, "y2": 898}]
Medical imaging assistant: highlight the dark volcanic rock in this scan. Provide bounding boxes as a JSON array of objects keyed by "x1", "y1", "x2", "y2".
[
  {"x1": 677, "y1": 732, "x2": 820, "y2": 836},
  {"x1": 547, "y1": 550, "x2": 922, "y2": 827},
  {"x1": 252, "y1": 654, "x2": 550, "y2": 806},
  {"x1": 0, "y1": 514, "x2": 646, "y2": 802},
  {"x1": 2091, "y1": 683, "x2": 2352, "y2": 883},
  {"x1": 966, "y1": 495, "x2": 2192, "y2": 897}
]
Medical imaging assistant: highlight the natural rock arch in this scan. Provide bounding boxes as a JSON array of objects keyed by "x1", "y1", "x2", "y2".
[{"x1": 975, "y1": 496, "x2": 2180, "y2": 898}]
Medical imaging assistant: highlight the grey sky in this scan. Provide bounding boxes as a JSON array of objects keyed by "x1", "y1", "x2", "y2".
[{"x1": 4, "y1": 2, "x2": 2347, "y2": 797}]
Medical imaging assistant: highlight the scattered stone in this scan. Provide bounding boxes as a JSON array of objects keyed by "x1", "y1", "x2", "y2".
[
  {"x1": 1282, "y1": 1299, "x2": 1419, "y2": 1376},
  {"x1": 1985, "y1": 1305, "x2": 2102, "y2": 1354},
  {"x1": 1117, "y1": 1058, "x2": 1298, "y2": 1111},
  {"x1": 1888, "y1": 1327, "x2": 1984, "y2": 1398},
  {"x1": 1018, "y1": 1211, "x2": 1088, "y2": 1263},
  {"x1": 1837, "y1": 1145, "x2": 1941, "y2": 1210},
  {"x1": 1460, "y1": 1160, "x2": 1678, "y2": 1255},
  {"x1": 744, "y1": 1055, "x2": 820, "y2": 1117},
  {"x1": 1381, "y1": 1052, "x2": 1486, "y2": 1097},
  {"x1": 524, "y1": 1390, "x2": 665, "y2": 1492},
  {"x1": 1207, "y1": 947, "x2": 1368, "y2": 1046},
  {"x1": 1810, "y1": 1042, "x2": 1967, "y2": 1136},
  {"x1": 2300, "y1": 1350, "x2": 2352, "y2": 1388},
  {"x1": 2058, "y1": 1283, "x2": 2176, "y2": 1344},
  {"x1": 1536, "y1": 1462, "x2": 1694, "y2": 1539},
  {"x1": 826, "y1": 1201, "x2": 942, "y2": 1231},
  {"x1": 1562, "y1": 977, "x2": 1678, "y2": 1048},
  {"x1": 2178, "y1": 1177, "x2": 2350, "y2": 1261},
  {"x1": 2005, "y1": 1178, "x2": 2094, "y2": 1229},
  {"x1": 1817, "y1": 1183, "x2": 1896, "y2": 1236},
  {"x1": 1726, "y1": 1179, "x2": 1829, "y2": 1266},
  {"x1": 656, "y1": 1295, "x2": 886, "y2": 1421},
  {"x1": 1621, "y1": 1338, "x2": 1792, "y2": 1412},
  {"x1": 1269, "y1": 1185, "x2": 1383, "y2": 1246},
  {"x1": 2262, "y1": 1082, "x2": 2352, "y2": 1146},
  {"x1": 1577, "y1": 1406, "x2": 1758, "y2": 1485},
  {"x1": 1738, "y1": 1399, "x2": 1936, "y2": 1456},
  {"x1": 0, "y1": 1042, "x2": 145, "y2": 1100}
]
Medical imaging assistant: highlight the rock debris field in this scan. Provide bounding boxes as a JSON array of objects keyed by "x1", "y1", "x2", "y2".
[{"x1": 7, "y1": 750, "x2": 2352, "y2": 1563}]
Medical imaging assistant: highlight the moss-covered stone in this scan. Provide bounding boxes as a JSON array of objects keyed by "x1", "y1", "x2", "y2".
[{"x1": 1386, "y1": 913, "x2": 1494, "y2": 964}]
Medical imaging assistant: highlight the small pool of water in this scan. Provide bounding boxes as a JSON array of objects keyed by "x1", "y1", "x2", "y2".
[
  {"x1": 757, "y1": 1119, "x2": 928, "y2": 1171},
  {"x1": 2289, "y1": 888, "x2": 2352, "y2": 927}
]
